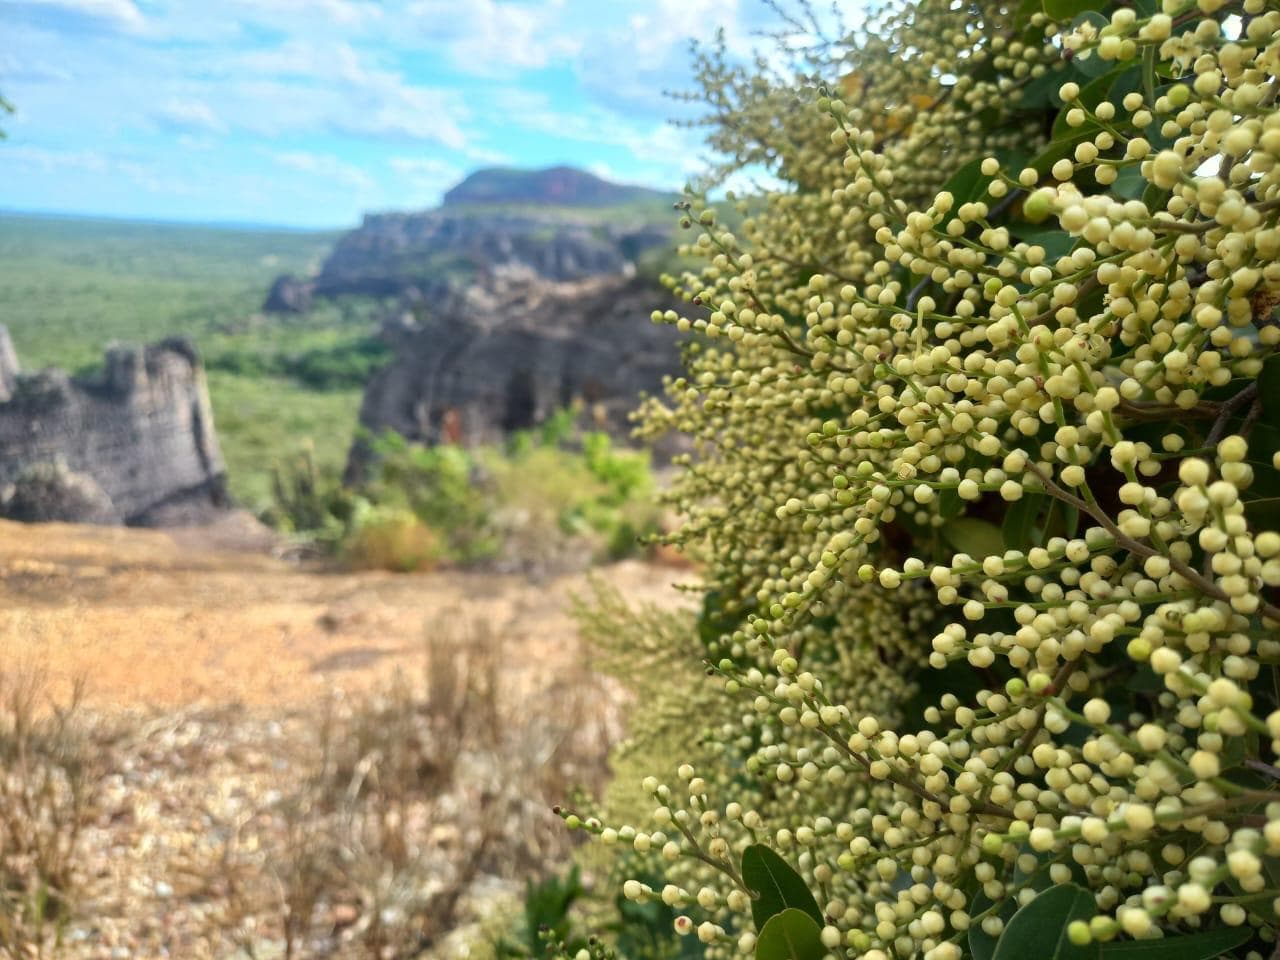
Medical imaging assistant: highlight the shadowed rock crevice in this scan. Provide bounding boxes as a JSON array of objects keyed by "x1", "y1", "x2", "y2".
[{"x1": 0, "y1": 328, "x2": 230, "y2": 526}]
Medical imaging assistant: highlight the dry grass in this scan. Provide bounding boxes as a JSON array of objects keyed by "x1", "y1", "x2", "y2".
[
  {"x1": 11, "y1": 609, "x2": 629, "y2": 959},
  {"x1": 201, "y1": 611, "x2": 624, "y2": 958},
  {"x1": 0, "y1": 669, "x2": 107, "y2": 958},
  {"x1": 0, "y1": 519, "x2": 689, "y2": 958}
]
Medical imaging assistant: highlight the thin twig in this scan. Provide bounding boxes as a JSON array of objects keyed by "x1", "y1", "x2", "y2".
[
  {"x1": 1025, "y1": 462, "x2": 1280, "y2": 623},
  {"x1": 1206, "y1": 382, "x2": 1259, "y2": 446}
]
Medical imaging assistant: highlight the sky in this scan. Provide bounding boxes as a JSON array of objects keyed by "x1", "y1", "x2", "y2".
[{"x1": 0, "y1": 0, "x2": 796, "y2": 228}]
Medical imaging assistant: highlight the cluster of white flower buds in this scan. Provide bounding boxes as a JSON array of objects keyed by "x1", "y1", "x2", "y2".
[{"x1": 566, "y1": 0, "x2": 1280, "y2": 957}]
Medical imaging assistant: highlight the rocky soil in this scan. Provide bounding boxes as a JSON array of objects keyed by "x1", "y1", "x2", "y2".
[{"x1": 0, "y1": 518, "x2": 689, "y2": 958}]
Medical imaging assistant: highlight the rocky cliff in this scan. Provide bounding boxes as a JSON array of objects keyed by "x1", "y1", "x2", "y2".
[
  {"x1": 263, "y1": 166, "x2": 675, "y2": 314},
  {"x1": 348, "y1": 266, "x2": 682, "y2": 475},
  {"x1": 262, "y1": 165, "x2": 685, "y2": 469},
  {"x1": 265, "y1": 210, "x2": 671, "y2": 312},
  {"x1": 0, "y1": 330, "x2": 229, "y2": 526}
]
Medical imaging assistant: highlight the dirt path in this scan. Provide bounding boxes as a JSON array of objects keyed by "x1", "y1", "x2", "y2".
[{"x1": 0, "y1": 517, "x2": 688, "y2": 712}]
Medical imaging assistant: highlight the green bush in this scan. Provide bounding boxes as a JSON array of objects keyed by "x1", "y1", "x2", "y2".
[
  {"x1": 270, "y1": 418, "x2": 660, "y2": 570},
  {"x1": 367, "y1": 432, "x2": 500, "y2": 565},
  {"x1": 341, "y1": 501, "x2": 441, "y2": 573},
  {"x1": 559, "y1": 2, "x2": 1280, "y2": 959}
]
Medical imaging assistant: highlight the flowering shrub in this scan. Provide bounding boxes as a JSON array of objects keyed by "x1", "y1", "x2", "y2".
[{"x1": 562, "y1": 1, "x2": 1280, "y2": 958}]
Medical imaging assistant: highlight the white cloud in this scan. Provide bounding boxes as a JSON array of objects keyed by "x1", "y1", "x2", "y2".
[
  {"x1": 0, "y1": 54, "x2": 72, "y2": 84},
  {"x1": 3, "y1": 143, "x2": 112, "y2": 172},
  {"x1": 233, "y1": 40, "x2": 468, "y2": 147},
  {"x1": 271, "y1": 150, "x2": 376, "y2": 192},
  {"x1": 154, "y1": 97, "x2": 226, "y2": 134},
  {"x1": 389, "y1": 155, "x2": 459, "y2": 178},
  {"x1": 406, "y1": 0, "x2": 580, "y2": 73},
  {"x1": 388, "y1": 154, "x2": 464, "y2": 207},
  {"x1": 230, "y1": 0, "x2": 381, "y2": 28},
  {"x1": 493, "y1": 87, "x2": 699, "y2": 167},
  {"x1": 4, "y1": 0, "x2": 145, "y2": 30},
  {"x1": 0, "y1": 142, "x2": 183, "y2": 191}
]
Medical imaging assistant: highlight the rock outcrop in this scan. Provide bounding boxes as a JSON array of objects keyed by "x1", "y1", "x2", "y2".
[
  {"x1": 348, "y1": 267, "x2": 682, "y2": 476},
  {"x1": 263, "y1": 167, "x2": 677, "y2": 314},
  {"x1": 262, "y1": 166, "x2": 686, "y2": 467},
  {"x1": 441, "y1": 165, "x2": 671, "y2": 208},
  {"x1": 263, "y1": 274, "x2": 314, "y2": 314},
  {"x1": 0, "y1": 330, "x2": 230, "y2": 526},
  {"x1": 0, "y1": 325, "x2": 19, "y2": 403},
  {"x1": 264, "y1": 210, "x2": 671, "y2": 312}
]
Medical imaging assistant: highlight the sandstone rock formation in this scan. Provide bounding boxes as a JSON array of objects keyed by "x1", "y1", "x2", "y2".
[
  {"x1": 264, "y1": 210, "x2": 670, "y2": 312},
  {"x1": 263, "y1": 167, "x2": 677, "y2": 314},
  {"x1": 0, "y1": 329, "x2": 230, "y2": 526},
  {"x1": 0, "y1": 325, "x2": 19, "y2": 403},
  {"x1": 262, "y1": 166, "x2": 686, "y2": 469},
  {"x1": 348, "y1": 267, "x2": 682, "y2": 476}
]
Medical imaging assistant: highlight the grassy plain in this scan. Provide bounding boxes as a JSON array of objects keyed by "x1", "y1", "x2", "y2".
[{"x1": 0, "y1": 213, "x2": 375, "y2": 510}]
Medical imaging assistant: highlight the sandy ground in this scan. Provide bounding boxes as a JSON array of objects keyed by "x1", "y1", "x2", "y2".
[
  {"x1": 0, "y1": 517, "x2": 696, "y2": 958},
  {"x1": 0, "y1": 516, "x2": 688, "y2": 712}
]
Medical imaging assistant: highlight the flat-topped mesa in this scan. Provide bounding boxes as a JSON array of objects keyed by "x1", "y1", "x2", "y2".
[
  {"x1": 0, "y1": 327, "x2": 229, "y2": 526},
  {"x1": 263, "y1": 166, "x2": 678, "y2": 313}
]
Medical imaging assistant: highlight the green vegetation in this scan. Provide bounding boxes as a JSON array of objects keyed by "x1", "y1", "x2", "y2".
[
  {"x1": 549, "y1": 1, "x2": 1280, "y2": 959},
  {"x1": 271, "y1": 411, "x2": 661, "y2": 571},
  {"x1": 0, "y1": 214, "x2": 386, "y2": 510}
]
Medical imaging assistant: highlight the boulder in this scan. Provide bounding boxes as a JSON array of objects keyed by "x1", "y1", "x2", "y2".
[{"x1": 0, "y1": 458, "x2": 121, "y2": 525}]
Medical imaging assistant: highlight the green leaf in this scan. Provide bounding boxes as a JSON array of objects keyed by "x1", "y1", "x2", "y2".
[
  {"x1": 941, "y1": 517, "x2": 1005, "y2": 559},
  {"x1": 1111, "y1": 165, "x2": 1147, "y2": 201},
  {"x1": 937, "y1": 484, "x2": 963, "y2": 521},
  {"x1": 1015, "y1": 0, "x2": 1042, "y2": 28},
  {"x1": 1002, "y1": 492, "x2": 1046, "y2": 550},
  {"x1": 1099, "y1": 926, "x2": 1251, "y2": 958},
  {"x1": 755, "y1": 909, "x2": 825, "y2": 960},
  {"x1": 1019, "y1": 63, "x2": 1071, "y2": 108},
  {"x1": 1068, "y1": 13, "x2": 1115, "y2": 78},
  {"x1": 939, "y1": 156, "x2": 988, "y2": 208},
  {"x1": 1260, "y1": 355, "x2": 1280, "y2": 420},
  {"x1": 1015, "y1": 224, "x2": 1077, "y2": 260},
  {"x1": 992, "y1": 884, "x2": 1099, "y2": 960},
  {"x1": 969, "y1": 890, "x2": 1019, "y2": 960},
  {"x1": 1052, "y1": 68, "x2": 1125, "y2": 139},
  {"x1": 741, "y1": 845, "x2": 824, "y2": 929}
]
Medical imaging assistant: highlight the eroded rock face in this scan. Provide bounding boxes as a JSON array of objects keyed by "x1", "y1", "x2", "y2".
[
  {"x1": 265, "y1": 210, "x2": 672, "y2": 311},
  {"x1": 0, "y1": 329, "x2": 229, "y2": 526},
  {"x1": 0, "y1": 325, "x2": 18, "y2": 403},
  {"x1": 348, "y1": 269, "x2": 682, "y2": 477}
]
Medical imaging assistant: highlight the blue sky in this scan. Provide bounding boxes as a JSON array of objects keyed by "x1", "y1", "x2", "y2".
[{"x1": 0, "y1": 0, "x2": 794, "y2": 228}]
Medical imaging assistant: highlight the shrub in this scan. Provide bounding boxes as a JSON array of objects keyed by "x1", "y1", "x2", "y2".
[
  {"x1": 341, "y1": 501, "x2": 442, "y2": 573},
  {"x1": 368, "y1": 432, "x2": 499, "y2": 565},
  {"x1": 560, "y1": 2, "x2": 1280, "y2": 959},
  {"x1": 271, "y1": 418, "x2": 660, "y2": 571}
]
